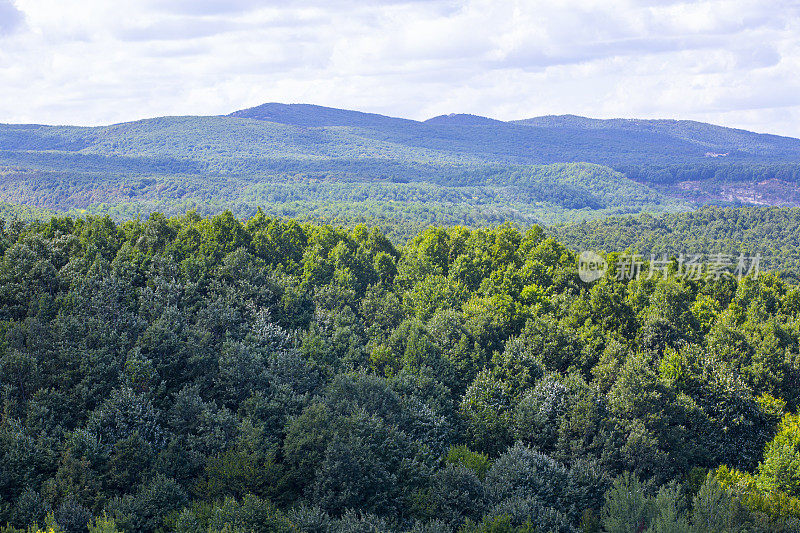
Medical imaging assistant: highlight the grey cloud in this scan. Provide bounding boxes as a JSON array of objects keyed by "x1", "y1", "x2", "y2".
[
  {"x1": 147, "y1": 0, "x2": 266, "y2": 16},
  {"x1": 119, "y1": 18, "x2": 242, "y2": 42},
  {"x1": 733, "y1": 46, "x2": 782, "y2": 70},
  {"x1": 0, "y1": 0, "x2": 23, "y2": 35},
  {"x1": 494, "y1": 34, "x2": 728, "y2": 70},
  {"x1": 148, "y1": 0, "x2": 448, "y2": 16},
  {"x1": 712, "y1": 83, "x2": 800, "y2": 113},
  {"x1": 120, "y1": 5, "x2": 332, "y2": 42},
  {"x1": 141, "y1": 42, "x2": 211, "y2": 58}
]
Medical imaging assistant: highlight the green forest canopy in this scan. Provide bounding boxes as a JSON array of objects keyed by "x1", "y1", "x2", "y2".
[
  {"x1": 551, "y1": 205, "x2": 800, "y2": 280},
  {"x1": 2, "y1": 212, "x2": 800, "y2": 532}
]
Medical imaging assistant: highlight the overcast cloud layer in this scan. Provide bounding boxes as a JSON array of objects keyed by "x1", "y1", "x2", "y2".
[{"x1": 1, "y1": 0, "x2": 799, "y2": 136}]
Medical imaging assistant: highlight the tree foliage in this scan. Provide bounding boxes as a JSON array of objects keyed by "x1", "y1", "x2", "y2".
[{"x1": 1, "y1": 213, "x2": 799, "y2": 531}]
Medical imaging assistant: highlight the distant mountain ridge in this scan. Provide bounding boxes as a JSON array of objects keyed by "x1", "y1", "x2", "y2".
[
  {"x1": 228, "y1": 102, "x2": 417, "y2": 128},
  {"x1": 1, "y1": 102, "x2": 800, "y2": 227},
  {"x1": 224, "y1": 102, "x2": 800, "y2": 161},
  {"x1": 424, "y1": 113, "x2": 508, "y2": 126},
  {"x1": 513, "y1": 114, "x2": 800, "y2": 156}
]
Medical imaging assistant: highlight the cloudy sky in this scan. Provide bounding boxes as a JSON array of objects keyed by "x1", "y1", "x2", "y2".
[{"x1": 1, "y1": 0, "x2": 799, "y2": 136}]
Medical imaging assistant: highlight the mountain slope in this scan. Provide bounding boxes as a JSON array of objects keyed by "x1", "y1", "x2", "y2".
[
  {"x1": 228, "y1": 102, "x2": 418, "y2": 129},
  {"x1": 550, "y1": 205, "x2": 800, "y2": 277},
  {"x1": 424, "y1": 113, "x2": 507, "y2": 126},
  {"x1": 513, "y1": 114, "x2": 800, "y2": 158},
  {"x1": 1, "y1": 104, "x2": 799, "y2": 227}
]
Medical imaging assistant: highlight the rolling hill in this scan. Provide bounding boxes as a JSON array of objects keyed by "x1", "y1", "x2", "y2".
[{"x1": 1, "y1": 103, "x2": 799, "y2": 229}]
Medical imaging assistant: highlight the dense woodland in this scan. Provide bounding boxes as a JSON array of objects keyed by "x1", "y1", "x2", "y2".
[
  {"x1": 0, "y1": 203, "x2": 54, "y2": 223},
  {"x1": 2, "y1": 212, "x2": 800, "y2": 532},
  {"x1": 5, "y1": 105, "x2": 800, "y2": 228},
  {"x1": 0, "y1": 162, "x2": 674, "y2": 231},
  {"x1": 551, "y1": 206, "x2": 800, "y2": 279}
]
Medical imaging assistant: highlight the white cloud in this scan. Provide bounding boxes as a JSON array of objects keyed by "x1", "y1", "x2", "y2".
[{"x1": 1, "y1": 0, "x2": 799, "y2": 136}]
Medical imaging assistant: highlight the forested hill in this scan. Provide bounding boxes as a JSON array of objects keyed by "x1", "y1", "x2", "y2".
[
  {"x1": 2, "y1": 103, "x2": 800, "y2": 226},
  {"x1": 512, "y1": 114, "x2": 800, "y2": 159},
  {"x1": 3, "y1": 212, "x2": 800, "y2": 532},
  {"x1": 551, "y1": 205, "x2": 800, "y2": 279},
  {"x1": 230, "y1": 103, "x2": 800, "y2": 166}
]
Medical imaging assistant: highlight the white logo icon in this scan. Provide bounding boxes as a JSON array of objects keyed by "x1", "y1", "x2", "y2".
[{"x1": 578, "y1": 251, "x2": 607, "y2": 282}]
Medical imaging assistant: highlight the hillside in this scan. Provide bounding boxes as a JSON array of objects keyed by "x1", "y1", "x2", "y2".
[
  {"x1": 0, "y1": 201, "x2": 55, "y2": 222},
  {"x1": 2, "y1": 104, "x2": 800, "y2": 227},
  {"x1": 513, "y1": 115, "x2": 800, "y2": 158},
  {"x1": 1, "y1": 214, "x2": 799, "y2": 532},
  {"x1": 550, "y1": 206, "x2": 800, "y2": 279}
]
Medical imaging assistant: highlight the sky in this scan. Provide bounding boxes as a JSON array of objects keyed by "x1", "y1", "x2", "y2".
[{"x1": 1, "y1": 0, "x2": 799, "y2": 136}]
